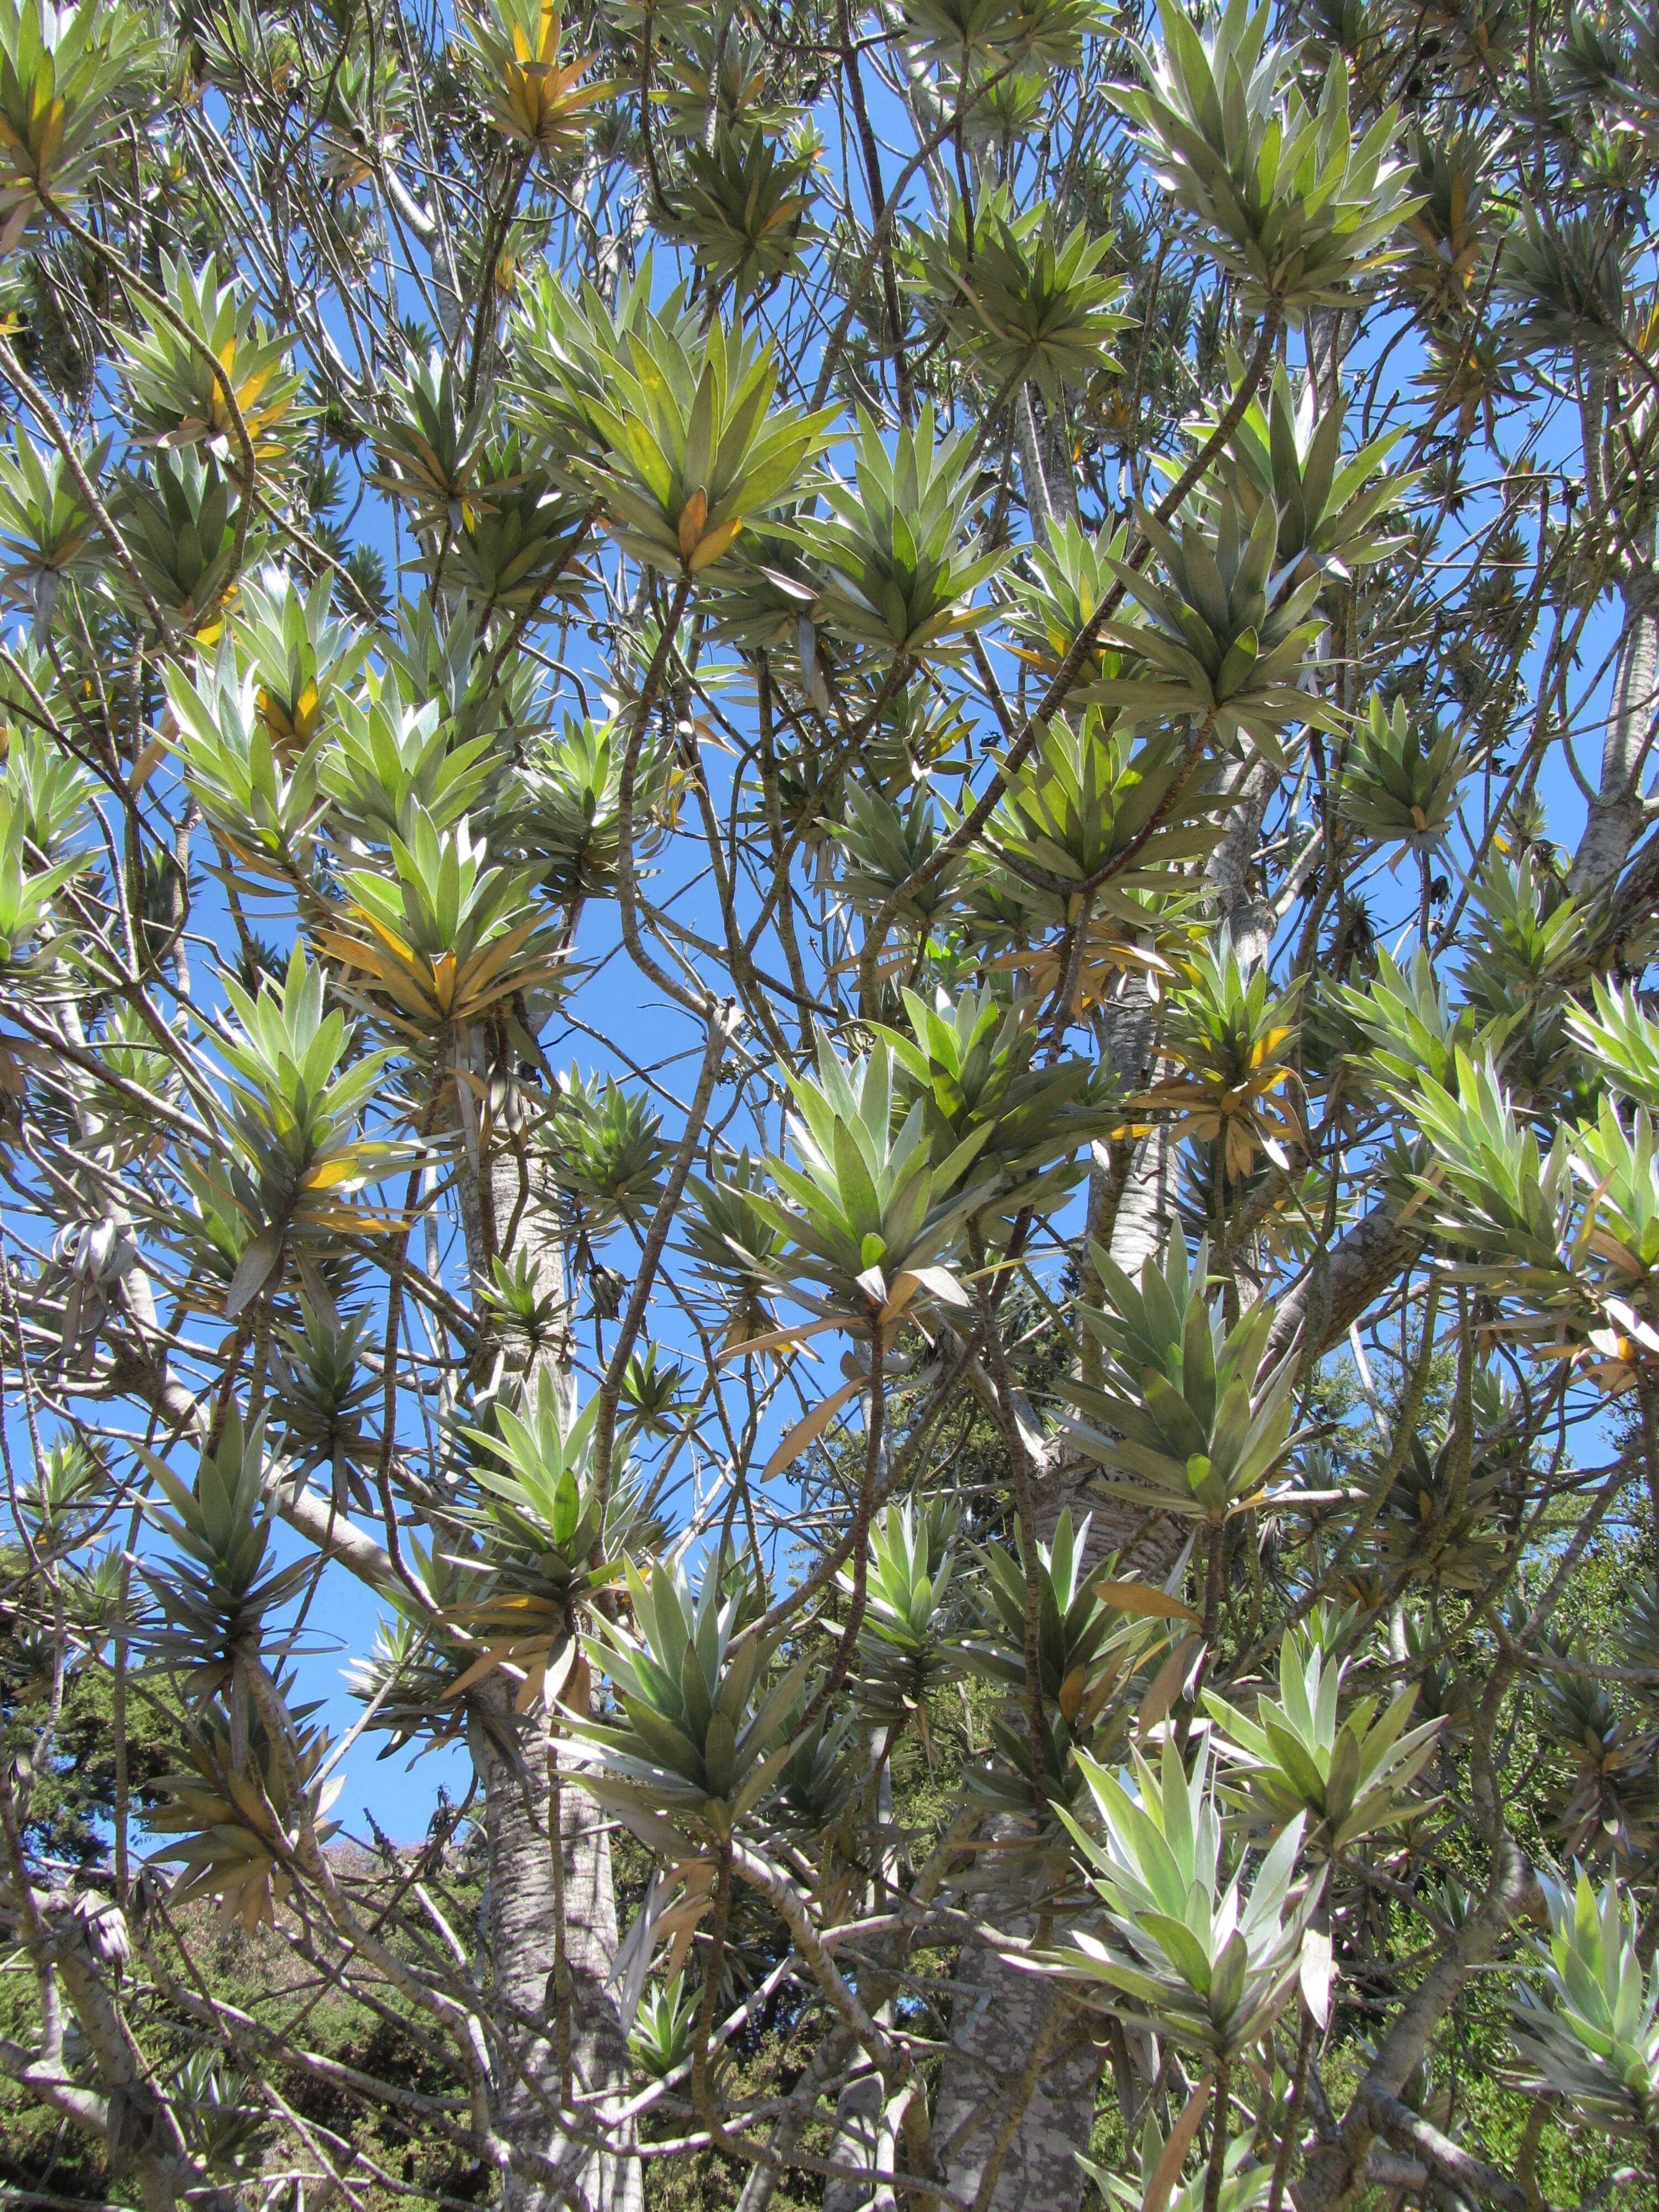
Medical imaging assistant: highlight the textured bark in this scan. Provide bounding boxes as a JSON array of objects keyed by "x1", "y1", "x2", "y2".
[
  {"x1": 1016, "y1": 384, "x2": 1056, "y2": 548},
  {"x1": 933, "y1": 1469, "x2": 1183, "y2": 2212},
  {"x1": 734, "y1": 2027, "x2": 857, "y2": 2212},
  {"x1": 1047, "y1": 397, "x2": 1082, "y2": 529},
  {"x1": 933, "y1": 771, "x2": 1281, "y2": 2212},
  {"x1": 932, "y1": 1910, "x2": 1104, "y2": 2212},
  {"x1": 1569, "y1": 567, "x2": 1658, "y2": 901},
  {"x1": 1262, "y1": 1206, "x2": 1423, "y2": 1373},
  {"x1": 1207, "y1": 759, "x2": 1275, "y2": 967},
  {"x1": 1084, "y1": 970, "x2": 1171, "y2": 1291},
  {"x1": 31, "y1": 1892, "x2": 238, "y2": 2212},
  {"x1": 461, "y1": 1125, "x2": 639, "y2": 2212},
  {"x1": 822, "y1": 2069, "x2": 884, "y2": 2212},
  {"x1": 823, "y1": 1738, "x2": 904, "y2": 2212},
  {"x1": 934, "y1": 979, "x2": 1180, "y2": 2212},
  {"x1": 96, "y1": 1078, "x2": 638, "y2": 2205},
  {"x1": 482, "y1": 1689, "x2": 641, "y2": 2212}
]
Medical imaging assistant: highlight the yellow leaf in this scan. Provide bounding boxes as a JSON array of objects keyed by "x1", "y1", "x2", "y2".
[
  {"x1": 677, "y1": 486, "x2": 709, "y2": 559},
  {"x1": 1095, "y1": 1578, "x2": 1202, "y2": 1626},
  {"x1": 714, "y1": 1316, "x2": 836, "y2": 1363},
  {"x1": 445, "y1": 1644, "x2": 510, "y2": 1698},
  {"x1": 299, "y1": 1154, "x2": 369, "y2": 1191},
  {"x1": 129, "y1": 736, "x2": 167, "y2": 792},
  {"x1": 688, "y1": 516, "x2": 744, "y2": 572},
  {"x1": 761, "y1": 1373, "x2": 864, "y2": 1481},
  {"x1": 1136, "y1": 1633, "x2": 1202, "y2": 1740},
  {"x1": 1057, "y1": 1663, "x2": 1088, "y2": 1727}
]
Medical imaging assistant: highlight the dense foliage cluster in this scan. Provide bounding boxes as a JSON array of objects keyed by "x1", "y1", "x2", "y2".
[{"x1": 3, "y1": 0, "x2": 1659, "y2": 2207}]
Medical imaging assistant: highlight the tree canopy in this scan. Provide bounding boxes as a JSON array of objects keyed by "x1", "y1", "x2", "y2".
[{"x1": 2, "y1": 0, "x2": 1658, "y2": 2209}]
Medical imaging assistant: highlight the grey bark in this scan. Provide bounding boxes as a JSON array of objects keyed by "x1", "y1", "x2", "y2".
[
  {"x1": 1088, "y1": 971, "x2": 1171, "y2": 1285},
  {"x1": 1263, "y1": 1206, "x2": 1422, "y2": 1374},
  {"x1": 933, "y1": 750, "x2": 1282, "y2": 2211},
  {"x1": 482, "y1": 1687, "x2": 640, "y2": 2212},
  {"x1": 933, "y1": 978, "x2": 1177, "y2": 2212},
  {"x1": 823, "y1": 1733, "x2": 896, "y2": 2212},
  {"x1": 42, "y1": 1896, "x2": 236, "y2": 2212},
  {"x1": 1208, "y1": 758, "x2": 1275, "y2": 967},
  {"x1": 1016, "y1": 384, "x2": 1056, "y2": 549},
  {"x1": 822, "y1": 2068, "x2": 885, "y2": 2212},
  {"x1": 77, "y1": 1078, "x2": 638, "y2": 2209},
  {"x1": 1047, "y1": 398, "x2": 1081, "y2": 529},
  {"x1": 460, "y1": 1128, "x2": 641, "y2": 2212},
  {"x1": 733, "y1": 2027, "x2": 858, "y2": 2212},
  {"x1": 932, "y1": 1916, "x2": 1104, "y2": 2212},
  {"x1": 1569, "y1": 566, "x2": 1659, "y2": 901}
]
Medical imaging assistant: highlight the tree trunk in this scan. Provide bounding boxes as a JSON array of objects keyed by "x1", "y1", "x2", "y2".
[
  {"x1": 934, "y1": 759, "x2": 1276, "y2": 2208},
  {"x1": 461, "y1": 1124, "x2": 639, "y2": 2211},
  {"x1": 822, "y1": 2068, "x2": 885, "y2": 2212},
  {"x1": 1016, "y1": 384, "x2": 1056, "y2": 547},
  {"x1": 482, "y1": 1688, "x2": 641, "y2": 2212},
  {"x1": 932, "y1": 1911, "x2": 1105, "y2": 2212},
  {"x1": 935, "y1": 978, "x2": 1180, "y2": 2212},
  {"x1": 1570, "y1": 564, "x2": 1658, "y2": 900},
  {"x1": 1084, "y1": 969, "x2": 1171, "y2": 1289},
  {"x1": 1208, "y1": 758, "x2": 1275, "y2": 966}
]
